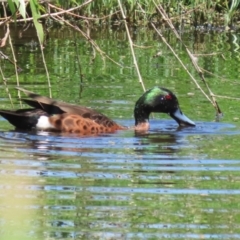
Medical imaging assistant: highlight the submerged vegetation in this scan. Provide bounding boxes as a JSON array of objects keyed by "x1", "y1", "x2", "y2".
[{"x1": 0, "y1": 0, "x2": 240, "y2": 113}]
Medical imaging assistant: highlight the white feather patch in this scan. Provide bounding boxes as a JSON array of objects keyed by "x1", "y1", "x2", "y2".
[{"x1": 36, "y1": 116, "x2": 55, "y2": 130}]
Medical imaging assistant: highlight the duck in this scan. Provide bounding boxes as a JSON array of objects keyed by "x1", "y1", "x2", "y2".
[{"x1": 0, "y1": 87, "x2": 195, "y2": 134}]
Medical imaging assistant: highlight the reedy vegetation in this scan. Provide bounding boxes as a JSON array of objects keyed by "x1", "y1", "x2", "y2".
[
  {"x1": 5, "y1": 0, "x2": 240, "y2": 29},
  {"x1": 1, "y1": 0, "x2": 240, "y2": 113}
]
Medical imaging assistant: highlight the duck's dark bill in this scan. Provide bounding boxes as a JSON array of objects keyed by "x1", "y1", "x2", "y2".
[{"x1": 171, "y1": 109, "x2": 195, "y2": 127}]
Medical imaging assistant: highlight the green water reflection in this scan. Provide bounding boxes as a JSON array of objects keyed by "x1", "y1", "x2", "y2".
[{"x1": 0, "y1": 25, "x2": 240, "y2": 239}]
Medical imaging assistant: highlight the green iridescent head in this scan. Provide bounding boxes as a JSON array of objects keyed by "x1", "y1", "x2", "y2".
[{"x1": 134, "y1": 87, "x2": 195, "y2": 127}]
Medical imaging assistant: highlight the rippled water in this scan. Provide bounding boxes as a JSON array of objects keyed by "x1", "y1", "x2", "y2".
[{"x1": 1, "y1": 117, "x2": 240, "y2": 239}]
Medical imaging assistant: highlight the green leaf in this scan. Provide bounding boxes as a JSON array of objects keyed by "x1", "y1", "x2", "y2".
[
  {"x1": 7, "y1": 0, "x2": 17, "y2": 21},
  {"x1": 14, "y1": 0, "x2": 26, "y2": 20},
  {"x1": 30, "y1": 0, "x2": 44, "y2": 44},
  {"x1": 10, "y1": 0, "x2": 26, "y2": 20},
  {"x1": 7, "y1": 0, "x2": 16, "y2": 15}
]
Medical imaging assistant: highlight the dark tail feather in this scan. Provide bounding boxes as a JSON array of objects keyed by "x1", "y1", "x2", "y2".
[
  {"x1": 16, "y1": 87, "x2": 42, "y2": 99},
  {"x1": 22, "y1": 99, "x2": 43, "y2": 109},
  {"x1": 16, "y1": 87, "x2": 56, "y2": 105},
  {"x1": 0, "y1": 109, "x2": 44, "y2": 129},
  {"x1": 22, "y1": 99, "x2": 64, "y2": 114}
]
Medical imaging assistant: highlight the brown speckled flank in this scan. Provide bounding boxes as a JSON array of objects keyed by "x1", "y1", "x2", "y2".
[{"x1": 49, "y1": 113, "x2": 125, "y2": 134}]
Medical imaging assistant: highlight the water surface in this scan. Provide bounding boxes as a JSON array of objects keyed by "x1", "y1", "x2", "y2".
[{"x1": 0, "y1": 25, "x2": 240, "y2": 239}]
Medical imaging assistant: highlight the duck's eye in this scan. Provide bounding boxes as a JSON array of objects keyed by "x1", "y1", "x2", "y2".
[{"x1": 165, "y1": 94, "x2": 172, "y2": 100}]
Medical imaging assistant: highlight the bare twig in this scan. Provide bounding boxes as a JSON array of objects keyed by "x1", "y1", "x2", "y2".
[
  {"x1": 0, "y1": 25, "x2": 9, "y2": 47},
  {"x1": 52, "y1": 14, "x2": 127, "y2": 68},
  {"x1": 193, "y1": 52, "x2": 221, "y2": 57},
  {"x1": 48, "y1": 3, "x2": 120, "y2": 21},
  {"x1": 151, "y1": 23, "x2": 212, "y2": 103},
  {"x1": 0, "y1": 64, "x2": 13, "y2": 107},
  {"x1": 212, "y1": 95, "x2": 240, "y2": 100},
  {"x1": 38, "y1": 37, "x2": 52, "y2": 98},
  {"x1": 152, "y1": 1, "x2": 222, "y2": 115},
  {"x1": 0, "y1": 1, "x2": 20, "y2": 26},
  {"x1": 0, "y1": 52, "x2": 22, "y2": 71},
  {"x1": 1, "y1": 2, "x2": 13, "y2": 106},
  {"x1": 73, "y1": 30, "x2": 84, "y2": 99},
  {"x1": 118, "y1": 0, "x2": 146, "y2": 92},
  {"x1": 0, "y1": 0, "x2": 94, "y2": 23},
  {"x1": 6, "y1": 32, "x2": 20, "y2": 92}
]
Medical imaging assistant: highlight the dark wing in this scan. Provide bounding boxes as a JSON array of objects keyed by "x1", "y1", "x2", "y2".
[{"x1": 17, "y1": 87, "x2": 120, "y2": 127}]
